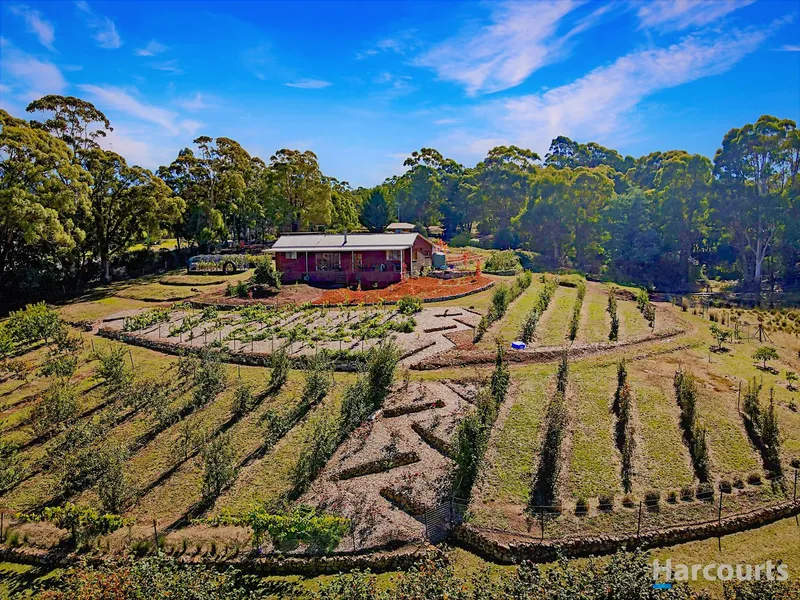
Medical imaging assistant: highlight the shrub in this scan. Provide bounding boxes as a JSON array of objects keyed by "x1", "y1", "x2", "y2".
[
  {"x1": 94, "y1": 345, "x2": 133, "y2": 392},
  {"x1": 291, "y1": 414, "x2": 340, "y2": 496},
  {"x1": 232, "y1": 381, "x2": 256, "y2": 417},
  {"x1": 718, "y1": 479, "x2": 732, "y2": 494},
  {"x1": 607, "y1": 295, "x2": 619, "y2": 341},
  {"x1": 621, "y1": 495, "x2": 635, "y2": 508},
  {"x1": 746, "y1": 471, "x2": 762, "y2": 485},
  {"x1": 644, "y1": 490, "x2": 660, "y2": 506},
  {"x1": 32, "y1": 380, "x2": 78, "y2": 438},
  {"x1": 267, "y1": 346, "x2": 290, "y2": 395},
  {"x1": 733, "y1": 477, "x2": 745, "y2": 489},
  {"x1": 680, "y1": 485, "x2": 695, "y2": 501},
  {"x1": 0, "y1": 442, "x2": 25, "y2": 493},
  {"x1": 192, "y1": 350, "x2": 228, "y2": 408},
  {"x1": 575, "y1": 498, "x2": 588, "y2": 515},
  {"x1": 397, "y1": 295, "x2": 423, "y2": 315},
  {"x1": 96, "y1": 445, "x2": 130, "y2": 513},
  {"x1": 530, "y1": 390, "x2": 567, "y2": 510},
  {"x1": 6, "y1": 302, "x2": 62, "y2": 346},
  {"x1": 251, "y1": 257, "x2": 282, "y2": 289},
  {"x1": 567, "y1": 280, "x2": 586, "y2": 341},
  {"x1": 202, "y1": 433, "x2": 237, "y2": 499},
  {"x1": 490, "y1": 284, "x2": 510, "y2": 319},
  {"x1": 753, "y1": 346, "x2": 779, "y2": 369},
  {"x1": 123, "y1": 308, "x2": 170, "y2": 332},
  {"x1": 484, "y1": 250, "x2": 521, "y2": 273},
  {"x1": 696, "y1": 482, "x2": 715, "y2": 501},
  {"x1": 666, "y1": 491, "x2": 678, "y2": 504},
  {"x1": 18, "y1": 503, "x2": 133, "y2": 550},
  {"x1": 598, "y1": 495, "x2": 614, "y2": 511}
]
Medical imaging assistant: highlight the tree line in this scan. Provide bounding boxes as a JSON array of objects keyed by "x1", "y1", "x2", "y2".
[{"x1": 1, "y1": 94, "x2": 797, "y2": 305}]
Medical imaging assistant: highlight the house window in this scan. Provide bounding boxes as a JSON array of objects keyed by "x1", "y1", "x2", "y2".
[
  {"x1": 354, "y1": 253, "x2": 363, "y2": 270},
  {"x1": 316, "y1": 252, "x2": 341, "y2": 271},
  {"x1": 412, "y1": 249, "x2": 418, "y2": 261},
  {"x1": 284, "y1": 251, "x2": 297, "y2": 260},
  {"x1": 386, "y1": 249, "x2": 402, "y2": 261}
]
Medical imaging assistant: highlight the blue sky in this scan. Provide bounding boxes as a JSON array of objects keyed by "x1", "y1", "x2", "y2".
[{"x1": 1, "y1": 0, "x2": 798, "y2": 186}]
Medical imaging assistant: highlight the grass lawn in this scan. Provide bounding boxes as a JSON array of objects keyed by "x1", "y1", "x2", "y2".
[
  {"x1": 434, "y1": 275, "x2": 515, "y2": 314},
  {"x1": 470, "y1": 365, "x2": 553, "y2": 529},
  {"x1": 482, "y1": 279, "x2": 545, "y2": 346},
  {"x1": 627, "y1": 369, "x2": 696, "y2": 491},
  {"x1": 577, "y1": 285, "x2": 610, "y2": 344},
  {"x1": 213, "y1": 376, "x2": 353, "y2": 516},
  {"x1": 536, "y1": 286, "x2": 577, "y2": 346},
  {"x1": 617, "y1": 299, "x2": 650, "y2": 341},
  {"x1": 58, "y1": 296, "x2": 155, "y2": 323},
  {"x1": 115, "y1": 282, "x2": 200, "y2": 302},
  {"x1": 566, "y1": 363, "x2": 622, "y2": 500}
]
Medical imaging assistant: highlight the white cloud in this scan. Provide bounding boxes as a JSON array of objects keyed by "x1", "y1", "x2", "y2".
[
  {"x1": 415, "y1": 1, "x2": 596, "y2": 95},
  {"x1": 77, "y1": 84, "x2": 198, "y2": 135},
  {"x1": 486, "y1": 27, "x2": 775, "y2": 155},
  {"x1": 434, "y1": 118, "x2": 459, "y2": 126},
  {"x1": 177, "y1": 92, "x2": 217, "y2": 111},
  {"x1": 9, "y1": 4, "x2": 55, "y2": 51},
  {"x1": 636, "y1": 0, "x2": 755, "y2": 31},
  {"x1": 778, "y1": 44, "x2": 800, "y2": 51},
  {"x1": 75, "y1": 1, "x2": 122, "y2": 49},
  {"x1": 152, "y1": 59, "x2": 182, "y2": 74},
  {"x1": 135, "y1": 40, "x2": 168, "y2": 56},
  {"x1": 284, "y1": 79, "x2": 332, "y2": 89},
  {"x1": 0, "y1": 43, "x2": 66, "y2": 100},
  {"x1": 356, "y1": 30, "x2": 419, "y2": 59}
]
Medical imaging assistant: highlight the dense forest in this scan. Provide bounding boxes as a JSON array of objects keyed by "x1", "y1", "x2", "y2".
[{"x1": 1, "y1": 94, "x2": 798, "y2": 305}]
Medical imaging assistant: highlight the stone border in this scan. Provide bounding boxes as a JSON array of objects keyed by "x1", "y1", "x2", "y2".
[
  {"x1": 452, "y1": 499, "x2": 800, "y2": 564},
  {"x1": 414, "y1": 327, "x2": 686, "y2": 370},
  {"x1": 96, "y1": 327, "x2": 433, "y2": 372},
  {"x1": 336, "y1": 452, "x2": 421, "y2": 480},
  {"x1": 423, "y1": 324, "x2": 458, "y2": 333},
  {"x1": 0, "y1": 542, "x2": 432, "y2": 576},
  {"x1": 384, "y1": 399, "x2": 445, "y2": 418}
]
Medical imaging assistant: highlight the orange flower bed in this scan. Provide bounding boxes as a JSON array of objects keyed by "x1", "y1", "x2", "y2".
[{"x1": 313, "y1": 275, "x2": 493, "y2": 305}]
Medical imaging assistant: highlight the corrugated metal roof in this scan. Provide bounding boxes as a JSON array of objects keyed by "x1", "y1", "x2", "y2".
[
  {"x1": 386, "y1": 222, "x2": 415, "y2": 229},
  {"x1": 270, "y1": 232, "x2": 423, "y2": 252}
]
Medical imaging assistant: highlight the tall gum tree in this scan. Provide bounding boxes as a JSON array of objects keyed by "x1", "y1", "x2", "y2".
[
  {"x1": 713, "y1": 115, "x2": 797, "y2": 292},
  {"x1": 0, "y1": 110, "x2": 90, "y2": 299}
]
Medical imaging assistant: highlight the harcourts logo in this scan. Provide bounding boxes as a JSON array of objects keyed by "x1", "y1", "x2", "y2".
[{"x1": 652, "y1": 559, "x2": 789, "y2": 588}]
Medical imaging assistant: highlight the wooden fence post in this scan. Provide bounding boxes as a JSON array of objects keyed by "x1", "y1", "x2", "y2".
[
  {"x1": 637, "y1": 501, "x2": 643, "y2": 538},
  {"x1": 540, "y1": 507, "x2": 545, "y2": 542},
  {"x1": 152, "y1": 519, "x2": 159, "y2": 549}
]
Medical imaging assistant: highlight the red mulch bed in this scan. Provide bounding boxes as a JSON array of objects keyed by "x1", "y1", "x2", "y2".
[
  {"x1": 194, "y1": 283, "x2": 325, "y2": 307},
  {"x1": 312, "y1": 275, "x2": 493, "y2": 305}
]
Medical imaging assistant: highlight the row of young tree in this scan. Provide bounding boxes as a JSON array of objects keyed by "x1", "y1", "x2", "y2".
[{"x1": 3, "y1": 93, "x2": 797, "y2": 302}]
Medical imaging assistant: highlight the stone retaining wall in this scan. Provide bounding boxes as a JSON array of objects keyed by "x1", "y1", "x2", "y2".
[
  {"x1": 384, "y1": 399, "x2": 445, "y2": 418},
  {"x1": 452, "y1": 499, "x2": 800, "y2": 564},
  {"x1": 336, "y1": 452, "x2": 420, "y2": 480},
  {"x1": 97, "y1": 328, "x2": 433, "y2": 371},
  {"x1": 0, "y1": 542, "x2": 431, "y2": 576}
]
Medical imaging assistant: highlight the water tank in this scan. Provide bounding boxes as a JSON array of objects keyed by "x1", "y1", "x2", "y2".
[{"x1": 432, "y1": 252, "x2": 447, "y2": 269}]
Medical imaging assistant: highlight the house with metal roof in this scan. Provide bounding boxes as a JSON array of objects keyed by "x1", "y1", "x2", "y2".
[{"x1": 270, "y1": 230, "x2": 434, "y2": 287}]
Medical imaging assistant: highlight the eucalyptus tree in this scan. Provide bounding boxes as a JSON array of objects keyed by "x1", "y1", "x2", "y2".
[
  {"x1": 713, "y1": 115, "x2": 798, "y2": 292},
  {"x1": 0, "y1": 110, "x2": 90, "y2": 299},
  {"x1": 654, "y1": 152, "x2": 712, "y2": 287},
  {"x1": 268, "y1": 149, "x2": 331, "y2": 231},
  {"x1": 474, "y1": 145, "x2": 539, "y2": 236},
  {"x1": 26, "y1": 94, "x2": 112, "y2": 153},
  {"x1": 83, "y1": 148, "x2": 184, "y2": 281},
  {"x1": 328, "y1": 177, "x2": 360, "y2": 231}
]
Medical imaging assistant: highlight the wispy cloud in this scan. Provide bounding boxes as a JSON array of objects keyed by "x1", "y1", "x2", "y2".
[
  {"x1": 482, "y1": 25, "x2": 778, "y2": 155},
  {"x1": 415, "y1": 1, "x2": 588, "y2": 95},
  {"x1": 135, "y1": 40, "x2": 168, "y2": 56},
  {"x1": 777, "y1": 44, "x2": 800, "y2": 51},
  {"x1": 77, "y1": 84, "x2": 200, "y2": 135},
  {"x1": 284, "y1": 79, "x2": 331, "y2": 89},
  {"x1": 75, "y1": 1, "x2": 122, "y2": 49},
  {"x1": 177, "y1": 92, "x2": 218, "y2": 111},
  {"x1": 0, "y1": 41, "x2": 66, "y2": 100},
  {"x1": 636, "y1": 0, "x2": 755, "y2": 31},
  {"x1": 356, "y1": 29, "x2": 419, "y2": 59},
  {"x1": 8, "y1": 4, "x2": 55, "y2": 51},
  {"x1": 152, "y1": 59, "x2": 182, "y2": 74}
]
